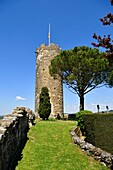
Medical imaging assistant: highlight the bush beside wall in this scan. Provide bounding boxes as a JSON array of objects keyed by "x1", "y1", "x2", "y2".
[
  {"x1": 83, "y1": 113, "x2": 113, "y2": 154},
  {"x1": 68, "y1": 114, "x2": 76, "y2": 120}
]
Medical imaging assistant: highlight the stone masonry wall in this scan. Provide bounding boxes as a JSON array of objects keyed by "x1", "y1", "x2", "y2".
[
  {"x1": 0, "y1": 107, "x2": 35, "y2": 170},
  {"x1": 35, "y1": 43, "x2": 63, "y2": 117}
]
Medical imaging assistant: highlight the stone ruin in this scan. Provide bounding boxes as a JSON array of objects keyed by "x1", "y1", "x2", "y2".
[{"x1": 0, "y1": 106, "x2": 35, "y2": 170}]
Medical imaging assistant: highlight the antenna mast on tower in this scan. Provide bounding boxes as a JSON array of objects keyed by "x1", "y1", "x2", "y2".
[{"x1": 48, "y1": 23, "x2": 51, "y2": 46}]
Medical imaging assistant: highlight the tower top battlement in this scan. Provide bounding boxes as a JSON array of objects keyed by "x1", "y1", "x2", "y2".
[{"x1": 36, "y1": 43, "x2": 61, "y2": 53}]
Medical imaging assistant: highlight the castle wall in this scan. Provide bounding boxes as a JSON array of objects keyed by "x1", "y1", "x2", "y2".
[
  {"x1": 35, "y1": 43, "x2": 63, "y2": 117},
  {"x1": 0, "y1": 107, "x2": 35, "y2": 170}
]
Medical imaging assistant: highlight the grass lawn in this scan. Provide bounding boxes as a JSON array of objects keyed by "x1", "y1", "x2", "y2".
[{"x1": 16, "y1": 121, "x2": 108, "y2": 170}]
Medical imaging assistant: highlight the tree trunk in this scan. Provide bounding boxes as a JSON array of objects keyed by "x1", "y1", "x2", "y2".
[{"x1": 79, "y1": 94, "x2": 84, "y2": 111}]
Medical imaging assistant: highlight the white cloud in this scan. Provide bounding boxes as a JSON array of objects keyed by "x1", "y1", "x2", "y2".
[
  {"x1": 16, "y1": 96, "x2": 26, "y2": 101},
  {"x1": 64, "y1": 102, "x2": 113, "y2": 114},
  {"x1": 64, "y1": 104, "x2": 79, "y2": 113},
  {"x1": 84, "y1": 103, "x2": 97, "y2": 113},
  {"x1": 85, "y1": 103, "x2": 113, "y2": 113}
]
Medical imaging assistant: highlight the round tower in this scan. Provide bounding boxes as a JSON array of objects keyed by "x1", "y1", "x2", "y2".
[{"x1": 35, "y1": 43, "x2": 63, "y2": 118}]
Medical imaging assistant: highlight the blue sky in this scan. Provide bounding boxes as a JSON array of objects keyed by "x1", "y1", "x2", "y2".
[{"x1": 0, "y1": 0, "x2": 113, "y2": 115}]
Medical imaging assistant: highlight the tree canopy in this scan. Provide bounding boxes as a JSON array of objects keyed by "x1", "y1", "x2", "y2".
[
  {"x1": 92, "y1": 0, "x2": 113, "y2": 60},
  {"x1": 49, "y1": 46, "x2": 109, "y2": 110},
  {"x1": 92, "y1": 0, "x2": 113, "y2": 86}
]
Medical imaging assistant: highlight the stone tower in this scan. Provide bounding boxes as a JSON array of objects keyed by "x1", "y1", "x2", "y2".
[{"x1": 35, "y1": 43, "x2": 63, "y2": 118}]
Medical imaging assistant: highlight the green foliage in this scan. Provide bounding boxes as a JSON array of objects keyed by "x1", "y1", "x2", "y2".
[
  {"x1": 83, "y1": 113, "x2": 113, "y2": 154},
  {"x1": 68, "y1": 114, "x2": 76, "y2": 120},
  {"x1": 76, "y1": 110, "x2": 92, "y2": 132},
  {"x1": 49, "y1": 46, "x2": 109, "y2": 110},
  {"x1": 0, "y1": 116, "x2": 4, "y2": 119},
  {"x1": 48, "y1": 117, "x2": 56, "y2": 121},
  {"x1": 38, "y1": 87, "x2": 51, "y2": 120}
]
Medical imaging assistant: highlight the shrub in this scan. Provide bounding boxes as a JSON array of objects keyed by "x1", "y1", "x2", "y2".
[
  {"x1": 68, "y1": 114, "x2": 76, "y2": 120},
  {"x1": 38, "y1": 87, "x2": 51, "y2": 120},
  {"x1": 57, "y1": 113, "x2": 61, "y2": 120},
  {"x1": 76, "y1": 110, "x2": 92, "y2": 133},
  {"x1": 48, "y1": 118, "x2": 56, "y2": 121}
]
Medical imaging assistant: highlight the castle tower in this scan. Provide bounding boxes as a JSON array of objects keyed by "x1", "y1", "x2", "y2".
[{"x1": 35, "y1": 43, "x2": 63, "y2": 118}]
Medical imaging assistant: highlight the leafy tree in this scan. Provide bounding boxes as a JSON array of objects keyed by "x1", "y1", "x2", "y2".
[
  {"x1": 92, "y1": 1, "x2": 113, "y2": 53},
  {"x1": 111, "y1": 0, "x2": 113, "y2": 5},
  {"x1": 38, "y1": 87, "x2": 51, "y2": 120},
  {"x1": 49, "y1": 46, "x2": 109, "y2": 110},
  {"x1": 92, "y1": 1, "x2": 113, "y2": 60},
  {"x1": 92, "y1": 0, "x2": 113, "y2": 86}
]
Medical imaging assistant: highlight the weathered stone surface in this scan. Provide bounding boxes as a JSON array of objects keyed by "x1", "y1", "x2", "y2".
[
  {"x1": 70, "y1": 127, "x2": 113, "y2": 168},
  {"x1": 35, "y1": 43, "x2": 63, "y2": 118},
  {"x1": 0, "y1": 107, "x2": 35, "y2": 170}
]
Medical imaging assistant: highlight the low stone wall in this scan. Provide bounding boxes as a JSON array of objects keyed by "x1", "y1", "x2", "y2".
[
  {"x1": 70, "y1": 127, "x2": 113, "y2": 168},
  {"x1": 0, "y1": 107, "x2": 35, "y2": 170}
]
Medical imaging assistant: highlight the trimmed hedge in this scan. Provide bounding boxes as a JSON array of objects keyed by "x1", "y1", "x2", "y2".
[
  {"x1": 83, "y1": 113, "x2": 113, "y2": 154},
  {"x1": 68, "y1": 114, "x2": 76, "y2": 120}
]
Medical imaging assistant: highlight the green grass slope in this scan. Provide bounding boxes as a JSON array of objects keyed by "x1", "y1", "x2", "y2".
[{"x1": 16, "y1": 121, "x2": 108, "y2": 170}]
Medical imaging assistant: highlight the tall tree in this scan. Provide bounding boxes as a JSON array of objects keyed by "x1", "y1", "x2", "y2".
[
  {"x1": 49, "y1": 46, "x2": 109, "y2": 110},
  {"x1": 38, "y1": 87, "x2": 51, "y2": 120}
]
